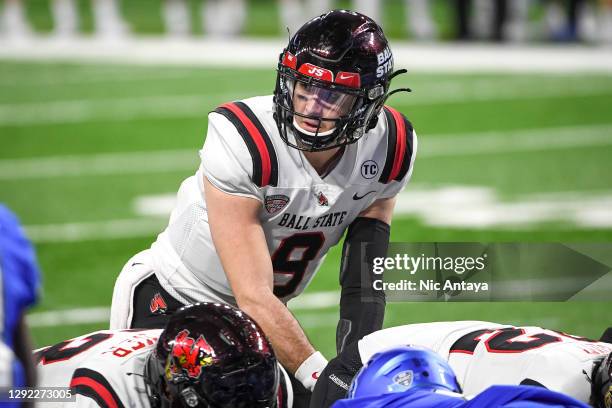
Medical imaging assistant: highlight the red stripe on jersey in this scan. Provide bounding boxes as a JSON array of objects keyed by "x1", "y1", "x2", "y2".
[
  {"x1": 70, "y1": 377, "x2": 119, "y2": 408},
  {"x1": 386, "y1": 106, "x2": 407, "y2": 182},
  {"x1": 220, "y1": 102, "x2": 272, "y2": 187}
]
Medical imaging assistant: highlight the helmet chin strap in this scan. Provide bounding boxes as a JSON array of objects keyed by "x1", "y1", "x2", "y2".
[{"x1": 292, "y1": 118, "x2": 336, "y2": 137}]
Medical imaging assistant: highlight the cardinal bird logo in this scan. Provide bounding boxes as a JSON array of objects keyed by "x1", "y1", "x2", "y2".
[
  {"x1": 315, "y1": 191, "x2": 329, "y2": 206},
  {"x1": 166, "y1": 330, "x2": 215, "y2": 379},
  {"x1": 149, "y1": 293, "x2": 168, "y2": 315}
]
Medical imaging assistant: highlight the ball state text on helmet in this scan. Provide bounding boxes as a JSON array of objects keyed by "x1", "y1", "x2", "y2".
[{"x1": 376, "y1": 46, "x2": 393, "y2": 78}]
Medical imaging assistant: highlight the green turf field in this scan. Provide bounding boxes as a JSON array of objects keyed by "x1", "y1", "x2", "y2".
[{"x1": 1, "y1": 61, "x2": 611, "y2": 358}]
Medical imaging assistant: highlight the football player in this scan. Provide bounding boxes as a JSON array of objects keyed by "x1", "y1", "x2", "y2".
[
  {"x1": 110, "y1": 9, "x2": 416, "y2": 405},
  {"x1": 312, "y1": 321, "x2": 612, "y2": 407},
  {"x1": 35, "y1": 303, "x2": 292, "y2": 407},
  {"x1": 0, "y1": 204, "x2": 40, "y2": 406},
  {"x1": 333, "y1": 345, "x2": 589, "y2": 408}
]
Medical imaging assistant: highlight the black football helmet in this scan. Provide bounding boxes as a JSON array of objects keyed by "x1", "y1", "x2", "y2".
[
  {"x1": 592, "y1": 352, "x2": 612, "y2": 408},
  {"x1": 273, "y1": 10, "x2": 409, "y2": 152},
  {"x1": 144, "y1": 302, "x2": 279, "y2": 408}
]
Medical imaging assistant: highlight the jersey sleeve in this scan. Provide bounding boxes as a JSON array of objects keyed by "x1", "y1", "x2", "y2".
[
  {"x1": 199, "y1": 112, "x2": 263, "y2": 202},
  {"x1": 376, "y1": 128, "x2": 418, "y2": 200},
  {"x1": 70, "y1": 368, "x2": 126, "y2": 408}
]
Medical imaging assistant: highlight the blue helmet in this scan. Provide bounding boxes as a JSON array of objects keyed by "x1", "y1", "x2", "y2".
[{"x1": 347, "y1": 345, "x2": 461, "y2": 399}]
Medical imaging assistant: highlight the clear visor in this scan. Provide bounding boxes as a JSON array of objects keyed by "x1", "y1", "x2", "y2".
[{"x1": 287, "y1": 78, "x2": 358, "y2": 126}]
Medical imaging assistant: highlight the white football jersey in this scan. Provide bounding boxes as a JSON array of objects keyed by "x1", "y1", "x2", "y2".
[
  {"x1": 358, "y1": 321, "x2": 612, "y2": 403},
  {"x1": 35, "y1": 329, "x2": 160, "y2": 407},
  {"x1": 149, "y1": 95, "x2": 417, "y2": 306},
  {"x1": 35, "y1": 329, "x2": 293, "y2": 408}
]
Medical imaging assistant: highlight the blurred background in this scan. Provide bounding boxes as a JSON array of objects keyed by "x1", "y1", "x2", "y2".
[{"x1": 1, "y1": 0, "x2": 611, "y2": 357}]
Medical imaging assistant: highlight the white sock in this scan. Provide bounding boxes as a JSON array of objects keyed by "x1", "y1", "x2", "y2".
[
  {"x1": 92, "y1": 0, "x2": 129, "y2": 38},
  {"x1": 471, "y1": 0, "x2": 494, "y2": 39},
  {"x1": 352, "y1": 0, "x2": 381, "y2": 25},
  {"x1": 406, "y1": 0, "x2": 437, "y2": 40},
  {"x1": 1, "y1": 0, "x2": 32, "y2": 37},
  {"x1": 162, "y1": 0, "x2": 190, "y2": 37},
  {"x1": 51, "y1": 0, "x2": 78, "y2": 37},
  {"x1": 544, "y1": 1, "x2": 565, "y2": 37},
  {"x1": 601, "y1": 6, "x2": 612, "y2": 44},
  {"x1": 307, "y1": 0, "x2": 332, "y2": 19},
  {"x1": 203, "y1": 0, "x2": 245, "y2": 37},
  {"x1": 505, "y1": 0, "x2": 531, "y2": 42}
]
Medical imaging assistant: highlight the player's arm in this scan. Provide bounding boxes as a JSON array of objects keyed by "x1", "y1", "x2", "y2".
[
  {"x1": 335, "y1": 198, "x2": 395, "y2": 353},
  {"x1": 13, "y1": 315, "x2": 36, "y2": 387},
  {"x1": 204, "y1": 177, "x2": 325, "y2": 388},
  {"x1": 310, "y1": 342, "x2": 363, "y2": 408}
]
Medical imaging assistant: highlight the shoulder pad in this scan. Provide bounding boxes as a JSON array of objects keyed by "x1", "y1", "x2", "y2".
[
  {"x1": 213, "y1": 101, "x2": 279, "y2": 187},
  {"x1": 378, "y1": 106, "x2": 415, "y2": 184},
  {"x1": 70, "y1": 367, "x2": 126, "y2": 408}
]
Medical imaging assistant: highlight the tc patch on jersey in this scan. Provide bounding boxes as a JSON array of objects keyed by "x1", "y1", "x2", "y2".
[
  {"x1": 360, "y1": 160, "x2": 379, "y2": 179},
  {"x1": 149, "y1": 293, "x2": 167, "y2": 315},
  {"x1": 265, "y1": 194, "x2": 290, "y2": 214},
  {"x1": 393, "y1": 370, "x2": 413, "y2": 387}
]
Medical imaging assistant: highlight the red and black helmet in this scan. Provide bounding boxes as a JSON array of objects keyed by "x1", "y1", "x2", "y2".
[
  {"x1": 145, "y1": 302, "x2": 279, "y2": 408},
  {"x1": 273, "y1": 10, "x2": 408, "y2": 151}
]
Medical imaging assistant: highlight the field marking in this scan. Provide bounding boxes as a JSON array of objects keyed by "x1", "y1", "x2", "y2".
[
  {"x1": 3, "y1": 123, "x2": 612, "y2": 180},
  {"x1": 394, "y1": 185, "x2": 612, "y2": 229},
  {"x1": 1, "y1": 78, "x2": 612, "y2": 125},
  {"x1": 28, "y1": 307, "x2": 110, "y2": 328},
  {"x1": 0, "y1": 92, "x2": 246, "y2": 126},
  {"x1": 21, "y1": 185, "x2": 612, "y2": 243},
  {"x1": 1, "y1": 37, "x2": 611, "y2": 73},
  {"x1": 0, "y1": 149, "x2": 199, "y2": 180},
  {"x1": 27, "y1": 291, "x2": 340, "y2": 328},
  {"x1": 24, "y1": 218, "x2": 167, "y2": 243},
  {"x1": 136, "y1": 185, "x2": 612, "y2": 230},
  {"x1": 0, "y1": 69, "x2": 204, "y2": 87}
]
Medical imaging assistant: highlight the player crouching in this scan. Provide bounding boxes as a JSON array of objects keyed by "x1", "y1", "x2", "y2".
[
  {"x1": 35, "y1": 303, "x2": 292, "y2": 407},
  {"x1": 334, "y1": 345, "x2": 590, "y2": 408}
]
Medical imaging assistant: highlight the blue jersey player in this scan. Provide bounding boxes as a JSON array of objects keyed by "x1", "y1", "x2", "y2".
[
  {"x1": 0, "y1": 204, "x2": 41, "y2": 401},
  {"x1": 332, "y1": 346, "x2": 589, "y2": 408}
]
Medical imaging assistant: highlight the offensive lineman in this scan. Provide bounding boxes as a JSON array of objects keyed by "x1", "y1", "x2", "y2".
[
  {"x1": 35, "y1": 303, "x2": 291, "y2": 407},
  {"x1": 312, "y1": 321, "x2": 612, "y2": 407},
  {"x1": 110, "y1": 9, "x2": 416, "y2": 404},
  {"x1": 335, "y1": 346, "x2": 589, "y2": 408}
]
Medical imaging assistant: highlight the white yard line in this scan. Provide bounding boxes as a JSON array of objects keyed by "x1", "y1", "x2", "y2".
[
  {"x1": 0, "y1": 149, "x2": 199, "y2": 180},
  {"x1": 1, "y1": 37, "x2": 611, "y2": 73},
  {"x1": 27, "y1": 291, "x2": 340, "y2": 328},
  {"x1": 0, "y1": 92, "x2": 244, "y2": 126},
  {"x1": 24, "y1": 218, "x2": 167, "y2": 243},
  {"x1": 1, "y1": 79, "x2": 611, "y2": 126},
  {"x1": 393, "y1": 185, "x2": 612, "y2": 229},
  {"x1": 136, "y1": 186, "x2": 612, "y2": 230},
  {"x1": 22, "y1": 185, "x2": 612, "y2": 244},
  {"x1": 0, "y1": 69, "x2": 202, "y2": 87},
  {"x1": 420, "y1": 124, "x2": 612, "y2": 157},
  {"x1": 3, "y1": 123, "x2": 612, "y2": 180},
  {"x1": 28, "y1": 307, "x2": 110, "y2": 328}
]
